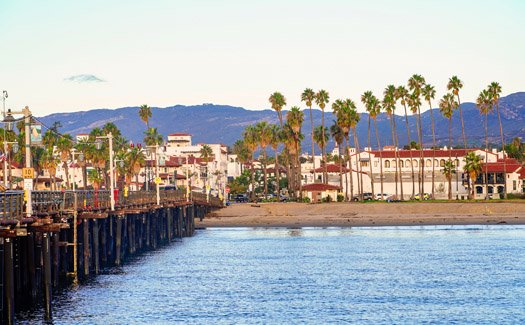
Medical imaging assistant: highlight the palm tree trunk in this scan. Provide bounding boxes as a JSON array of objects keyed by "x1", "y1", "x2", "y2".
[
  {"x1": 338, "y1": 142, "x2": 343, "y2": 193},
  {"x1": 495, "y1": 101, "x2": 506, "y2": 198},
  {"x1": 309, "y1": 105, "x2": 316, "y2": 182},
  {"x1": 348, "y1": 134, "x2": 354, "y2": 200},
  {"x1": 263, "y1": 148, "x2": 268, "y2": 198},
  {"x1": 353, "y1": 128, "x2": 363, "y2": 200},
  {"x1": 250, "y1": 156, "x2": 255, "y2": 202},
  {"x1": 457, "y1": 94, "x2": 467, "y2": 148},
  {"x1": 322, "y1": 111, "x2": 328, "y2": 184},
  {"x1": 64, "y1": 162, "x2": 70, "y2": 189},
  {"x1": 275, "y1": 149, "x2": 280, "y2": 197},
  {"x1": 416, "y1": 108, "x2": 424, "y2": 201},
  {"x1": 392, "y1": 115, "x2": 403, "y2": 200},
  {"x1": 429, "y1": 102, "x2": 437, "y2": 199},
  {"x1": 296, "y1": 140, "x2": 302, "y2": 198},
  {"x1": 344, "y1": 136, "x2": 349, "y2": 201},
  {"x1": 448, "y1": 118, "x2": 452, "y2": 200},
  {"x1": 484, "y1": 113, "x2": 489, "y2": 200},
  {"x1": 388, "y1": 116, "x2": 398, "y2": 199},
  {"x1": 367, "y1": 115, "x2": 374, "y2": 198},
  {"x1": 374, "y1": 118, "x2": 384, "y2": 198},
  {"x1": 403, "y1": 104, "x2": 415, "y2": 198}
]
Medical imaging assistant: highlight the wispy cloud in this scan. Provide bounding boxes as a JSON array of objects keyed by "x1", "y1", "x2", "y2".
[{"x1": 64, "y1": 74, "x2": 105, "y2": 83}]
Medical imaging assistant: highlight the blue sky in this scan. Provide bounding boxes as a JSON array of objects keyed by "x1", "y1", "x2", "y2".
[{"x1": 0, "y1": 0, "x2": 524, "y2": 115}]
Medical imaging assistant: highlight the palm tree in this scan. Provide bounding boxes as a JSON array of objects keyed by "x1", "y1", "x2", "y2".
[
  {"x1": 408, "y1": 92, "x2": 423, "y2": 199},
  {"x1": 315, "y1": 90, "x2": 330, "y2": 183},
  {"x1": 330, "y1": 122, "x2": 345, "y2": 192},
  {"x1": 143, "y1": 127, "x2": 163, "y2": 146},
  {"x1": 442, "y1": 160, "x2": 456, "y2": 200},
  {"x1": 422, "y1": 84, "x2": 437, "y2": 199},
  {"x1": 269, "y1": 124, "x2": 283, "y2": 196},
  {"x1": 476, "y1": 89, "x2": 493, "y2": 199},
  {"x1": 347, "y1": 100, "x2": 363, "y2": 200},
  {"x1": 313, "y1": 125, "x2": 329, "y2": 182},
  {"x1": 383, "y1": 85, "x2": 402, "y2": 199},
  {"x1": 75, "y1": 138, "x2": 91, "y2": 189},
  {"x1": 41, "y1": 148, "x2": 59, "y2": 190},
  {"x1": 488, "y1": 81, "x2": 505, "y2": 198},
  {"x1": 439, "y1": 93, "x2": 458, "y2": 200},
  {"x1": 243, "y1": 125, "x2": 259, "y2": 201},
  {"x1": 125, "y1": 146, "x2": 145, "y2": 190},
  {"x1": 361, "y1": 91, "x2": 376, "y2": 198},
  {"x1": 408, "y1": 74, "x2": 426, "y2": 200},
  {"x1": 463, "y1": 152, "x2": 482, "y2": 199},
  {"x1": 447, "y1": 76, "x2": 466, "y2": 148},
  {"x1": 139, "y1": 104, "x2": 152, "y2": 129},
  {"x1": 200, "y1": 144, "x2": 213, "y2": 191},
  {"x1": 333, "y1": 99, "x2": 351, "y2": 200},
  {"x1": 56, "y1": 134, "x2": 74, "y2": 189},
  {"x1": 269, "y1": 92, "x2": 286, "y2": 127},
  {"x1": 369, "y1": 96, "x2": 384, "y2": 198},
  {"x1": 255, "y1": 121, "x2": 271, "y2": 197},
  {"x1": 286, "y1": 106, "x2": 305, "y2": 197},
  {"x1": 301, "y1": 88, "x2": 317, "y2": 181},
  {"x1": 396, "y1": 85, "x2": 415, "y2": 199}
]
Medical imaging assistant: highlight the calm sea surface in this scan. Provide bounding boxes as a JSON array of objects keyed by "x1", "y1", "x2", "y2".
[{"x1": 19, "y1": 226, "x2": 525, "y2": 324}]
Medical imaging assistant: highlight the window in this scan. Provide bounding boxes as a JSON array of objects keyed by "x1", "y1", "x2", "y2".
[
  {"x1": 399, "y1": 160, "x2": 404, "y2": 168},
  {"x1": 476, "y1": 186, "x2": 483, "y2": 194},
  {"x1": 374, "y1": 161, "x2": 378, "y2": 167},
  {"x1": 385, "y1": 160, "x2": 390, "y2": 168},
  {"x1": 434, "y1": 159, "x2": 439, "y2": 167},
  {"x1": 513, "y1": 180, "x2": 517, "y2": 191},
  {"x1": 488, "y1": 186, "x2": 493, "y2": 194},
  {"x1": 413, "y1": 159, "x2": 418, "y2": 167},
  {"x1": 440, "y1": 159, "x2": 445, "y2": 167},
  {"x1": 361, "y1": 161, "x2": 369, "y2": 167},
  {"x1": 426, "y1": 159, "x2": 432, "y2": 167},
  {"x1": 405, "y1": 160, "x2": 410, "y2": 167}
]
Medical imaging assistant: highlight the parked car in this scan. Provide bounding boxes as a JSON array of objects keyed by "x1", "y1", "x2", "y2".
[
  {"x1": 413, "y1": 193, "x2": 431, "y2": 200},
  {"x1": 234, "y1": 194, "x2": 249, "y2": 203},
  {"x1": 352, "y1": 192, "x2": 374, "y2": 201},
  {"x1": 375, "y1": 193, "x2": 389, "y2": 200}
]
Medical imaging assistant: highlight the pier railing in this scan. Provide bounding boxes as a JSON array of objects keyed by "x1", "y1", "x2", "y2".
[{"x1": 0, "y1": 189, "x2": 222, "y2": 222}]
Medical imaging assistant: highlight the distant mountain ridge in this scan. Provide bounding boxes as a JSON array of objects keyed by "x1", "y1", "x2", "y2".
[{"x1": 38, "y1": 92, "x2": 525, "y2": 151}]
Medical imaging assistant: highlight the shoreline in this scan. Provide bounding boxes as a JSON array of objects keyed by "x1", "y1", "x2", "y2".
[{"x1": 196, "y1": 202, "x2": 525, "y2": 228}]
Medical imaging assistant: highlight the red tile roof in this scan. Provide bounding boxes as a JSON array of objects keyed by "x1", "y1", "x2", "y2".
[
  {"x1": 481, "y1": 159, "x2": 522, "y2": 173},
  {"x1": 301, "y1": 183, "x2": 340, "y2": 191},
  {"x1": 311, "y1": 164, "x2": 349, "y2": 173},
  {"x1": 366, "y1": 148, "x2": 491, "y2": 159},
  {"x1": 519, "y1": 168, "x2": 525, "y2": 179}
]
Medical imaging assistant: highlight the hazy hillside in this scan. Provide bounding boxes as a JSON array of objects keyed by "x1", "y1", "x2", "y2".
[{"x1": 38, "y1": 92, "x2": 525, "y2": 151}]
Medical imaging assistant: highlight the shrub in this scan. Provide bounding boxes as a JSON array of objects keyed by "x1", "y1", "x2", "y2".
[
  {"x1": 337, "y1": 194, "x2": 344, "y2": 202},
  {"x1": 302, "y1": 197, "x2": 311, "y2": 203},
  {"x1": 322, "y1": 195, "x2": 333, "y2": 203}
]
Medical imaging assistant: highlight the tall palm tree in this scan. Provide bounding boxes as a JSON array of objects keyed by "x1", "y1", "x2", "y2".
[
  {"x1": 269, "y1": 124, "x2": 283, "y2": 196},
  {"x1": 396, "y1": 85, "x2": 415, "y2": 198},
  {"x1": 408, "y1": 92, "x2": 423, "y2": 199},
  {"x1": 476, "y1": 89, "x2": 493, "y2": 199},
  {"x1": 347, "y1": 100, "x2": 363, "y2": 200},
  {"x1": 243, "y1": 125, "x2": 259, "y2": 201},
  {"x1": 369, "y1": 96, "x2": 384, "y2": 198},
  {"x1": 488, "y1": 81, "x2": 505, "y2": 198},
  {"x1": 439, "y1": 93, "x2": 458, "y2": 200},
  {"x1": 383, "y1": 85, "x2": 402, "y2": 199},
  {"x1": 361, "y1": 91, "x2": 376, "y2": 198},
  {"x1": 332, "y1": 99, "x2": 351, "y2": 200},
  {"x1": 75, "y1": 138, "x2": 91, "y2": 189},
  {"x1": 442, "y1": 160, "x2": 456, "y2": 200},
  {"x1": 125, "y1": 146, "x2": 145, "y2": 190},
  {"x1": 56, "y1": 134, "x2": 74, "y2": 189},
  {"x1": 408, "y1": 74, "x2": 426, "y2": 200},
  {"x1": 286, "y1": 106, "x2": 305, "y2": 197},
  {"x1": 315, "y1": 90, "x2": 330, "y2": 184},
  {"x1": 330, "y1": 122, "x2": 345, "y2": 192},
  {"x1": 269, "y1": 92, "x2": 286, "y2": 127},
  {"x1": 301, "y1": 88, "x2": 317, "y2": 182},
  {"x1": 139, "y1": 104, "x2": 152, "y2": 129},
  {"x1": 422, "y1": 84, "x2": 437, "y2": 199},
  {"x1": 41, "y1": 148, "x2": 59, "y2": 190},
  {"x1": 313, "y1": 125, "x2": 329, "y2": 183},
  {"x1": 255, "y1": 121, "x2": 271, "y2": 197},
  {"x1": 200, "y1": 144, "x2": 213, "y2": 190},
  {"x1": 143, "y1": 127, "x2": 163, "y2": 146},
  {"x1": 463, "y1": 152, "x2": 482, "y2": 199},
  {"x1": 447, "y1": 76, "x2": 466, "y2": 148}
]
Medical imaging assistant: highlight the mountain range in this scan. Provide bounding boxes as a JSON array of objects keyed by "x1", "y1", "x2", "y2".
[{"x1": 38, "y1": 92, "x2": 525, "y2": 151}]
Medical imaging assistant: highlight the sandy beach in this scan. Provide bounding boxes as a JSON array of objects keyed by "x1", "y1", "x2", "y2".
[{"x1": 196, "y1": 202, "x2": 525, "y2": 228}]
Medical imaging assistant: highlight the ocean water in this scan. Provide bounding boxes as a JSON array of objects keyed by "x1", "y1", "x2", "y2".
[{"x1": 19, "y1": 226, "x2": 525, "y2": 324}]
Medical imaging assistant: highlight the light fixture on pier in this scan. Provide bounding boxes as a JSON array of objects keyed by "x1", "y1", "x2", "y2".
[{"x1": 3, "y1": 109, "x2": 16, "y2": 132}]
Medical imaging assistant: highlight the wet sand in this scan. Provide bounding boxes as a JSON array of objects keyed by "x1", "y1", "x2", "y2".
[{"x1": 196, "y1": 202, "x2": 525, "y2": 228}]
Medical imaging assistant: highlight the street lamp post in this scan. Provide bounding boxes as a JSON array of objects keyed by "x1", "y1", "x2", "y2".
[
  {"x1": 146, "y1": 145, "x2": 160, "y2": 205},
  {"x1": 2, "y1": 90, "x2": 8, "y2": 188},
  {"x1": 96, "y1": 132, "x2": 115, "y2": 211},
  {"x1": 4, "y1": 106, "x2": 32, "y2": 217}
]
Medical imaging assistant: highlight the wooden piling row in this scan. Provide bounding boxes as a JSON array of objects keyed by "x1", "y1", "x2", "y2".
[{"x1": 0, "y1": 202, "x2": 208, "y2": 324}]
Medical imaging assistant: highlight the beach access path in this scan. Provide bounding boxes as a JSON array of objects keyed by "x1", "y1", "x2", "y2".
[{"x1": 196, "y1": 202, "x2": 525, "y2": 228}]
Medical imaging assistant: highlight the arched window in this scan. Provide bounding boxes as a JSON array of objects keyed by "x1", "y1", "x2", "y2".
[
  {"x1": 413, "y1": 159, "x2": 418, "y2": 167},
  {"x1": 385, "y1": 160, "x2": 390, "y2": 168},
  {"x1": 476, "y1": 186, "x2": 483, "y2": 194},
  {"x1": 488, "y1": 186, "x2": 494, "y2": 194},
  {"x1": 426, "y1": 159, "x2": 432, "y2": 167},
  {"x1": 434, "y1": 159, "x2": 439, "y2": 167},
  {"x1": 405, "y1": 159, "x2": 411, "y2": 167},
  {"x1": 440, "y1": 159, "x2": 445, "y2": 167},
  {"x1": 497, "y1": 186, "x2": 504, "y2": 193},
  {"x1": 392, "y1": 160, "x2": 397, "y2": 168}
]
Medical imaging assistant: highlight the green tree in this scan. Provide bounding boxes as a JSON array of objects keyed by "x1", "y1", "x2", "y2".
[
  {"x1": 286, "y1": 106, "x2": 304, "y2": 197},
  {"x1": 463, "y1": 151, "x2": 482, "y2": 199},
  {"x1": 255, "y1": 121, "x2": 272, "y2": 197},
  {"x1": 243, "y1": 125, "x2": 259, "y2": 201},
  {"x1": 447, "y1": 76, "x2": 467, "y2": 148},
  {"x1": 476, "y1": 89, "x2": 493, "y2": 199},
  {"x1": 139, "y1": 104, "x2": 152, "y2": 129},
  {"x1": 301, "y1": 88, "x2": 317, "y2": 181},
  {"x1": 442, "y1": 160, "x2": 456, "y2": 200},
  {"x1": 330, "y1": 122, "x2": 345, "y2": 191},
  {"x1": 269, "y1": 92, "x2": 286, "y2": 127},
  {"x1": 396, "y1": 85, "x2": 416, "y2": 198},
  {"x1": 422, "y1": 83, "x2": 437, "y2": 199},
  {"x1": 439, "y1": 93, "x2": 458, "y2": 200},
  {"x1": 315, "y1": 89, "x2": 330, "y2": 184},
  {"x1": 269, "y1": 124, "x2": 283, "y2": 196},
  {"x1": 488, "y1": 81, "x2": 506, "y2": 198},
  {"x1": 56, "y1": 134, "x2": 74, "y2": 189},
  {"x1": 383, "y1": 85, "x2": 402, "y2": 199}
]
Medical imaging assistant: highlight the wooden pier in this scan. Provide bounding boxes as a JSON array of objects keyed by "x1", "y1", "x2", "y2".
[{"x1": 0, "y1": 189, "x2": 222, "y2": 324}]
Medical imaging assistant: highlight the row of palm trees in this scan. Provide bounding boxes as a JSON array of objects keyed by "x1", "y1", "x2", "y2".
[{"x1": 236, "y1": 76, "x2": 506, "y2": 201}]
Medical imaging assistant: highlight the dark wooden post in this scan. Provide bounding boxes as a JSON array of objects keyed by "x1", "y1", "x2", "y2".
[
  {"x1": 3, "y1": 238, "x2": 15, "y2": 325},
  {"x1": 42, "y1": 233, "x2": 52, "y2": 320}
]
